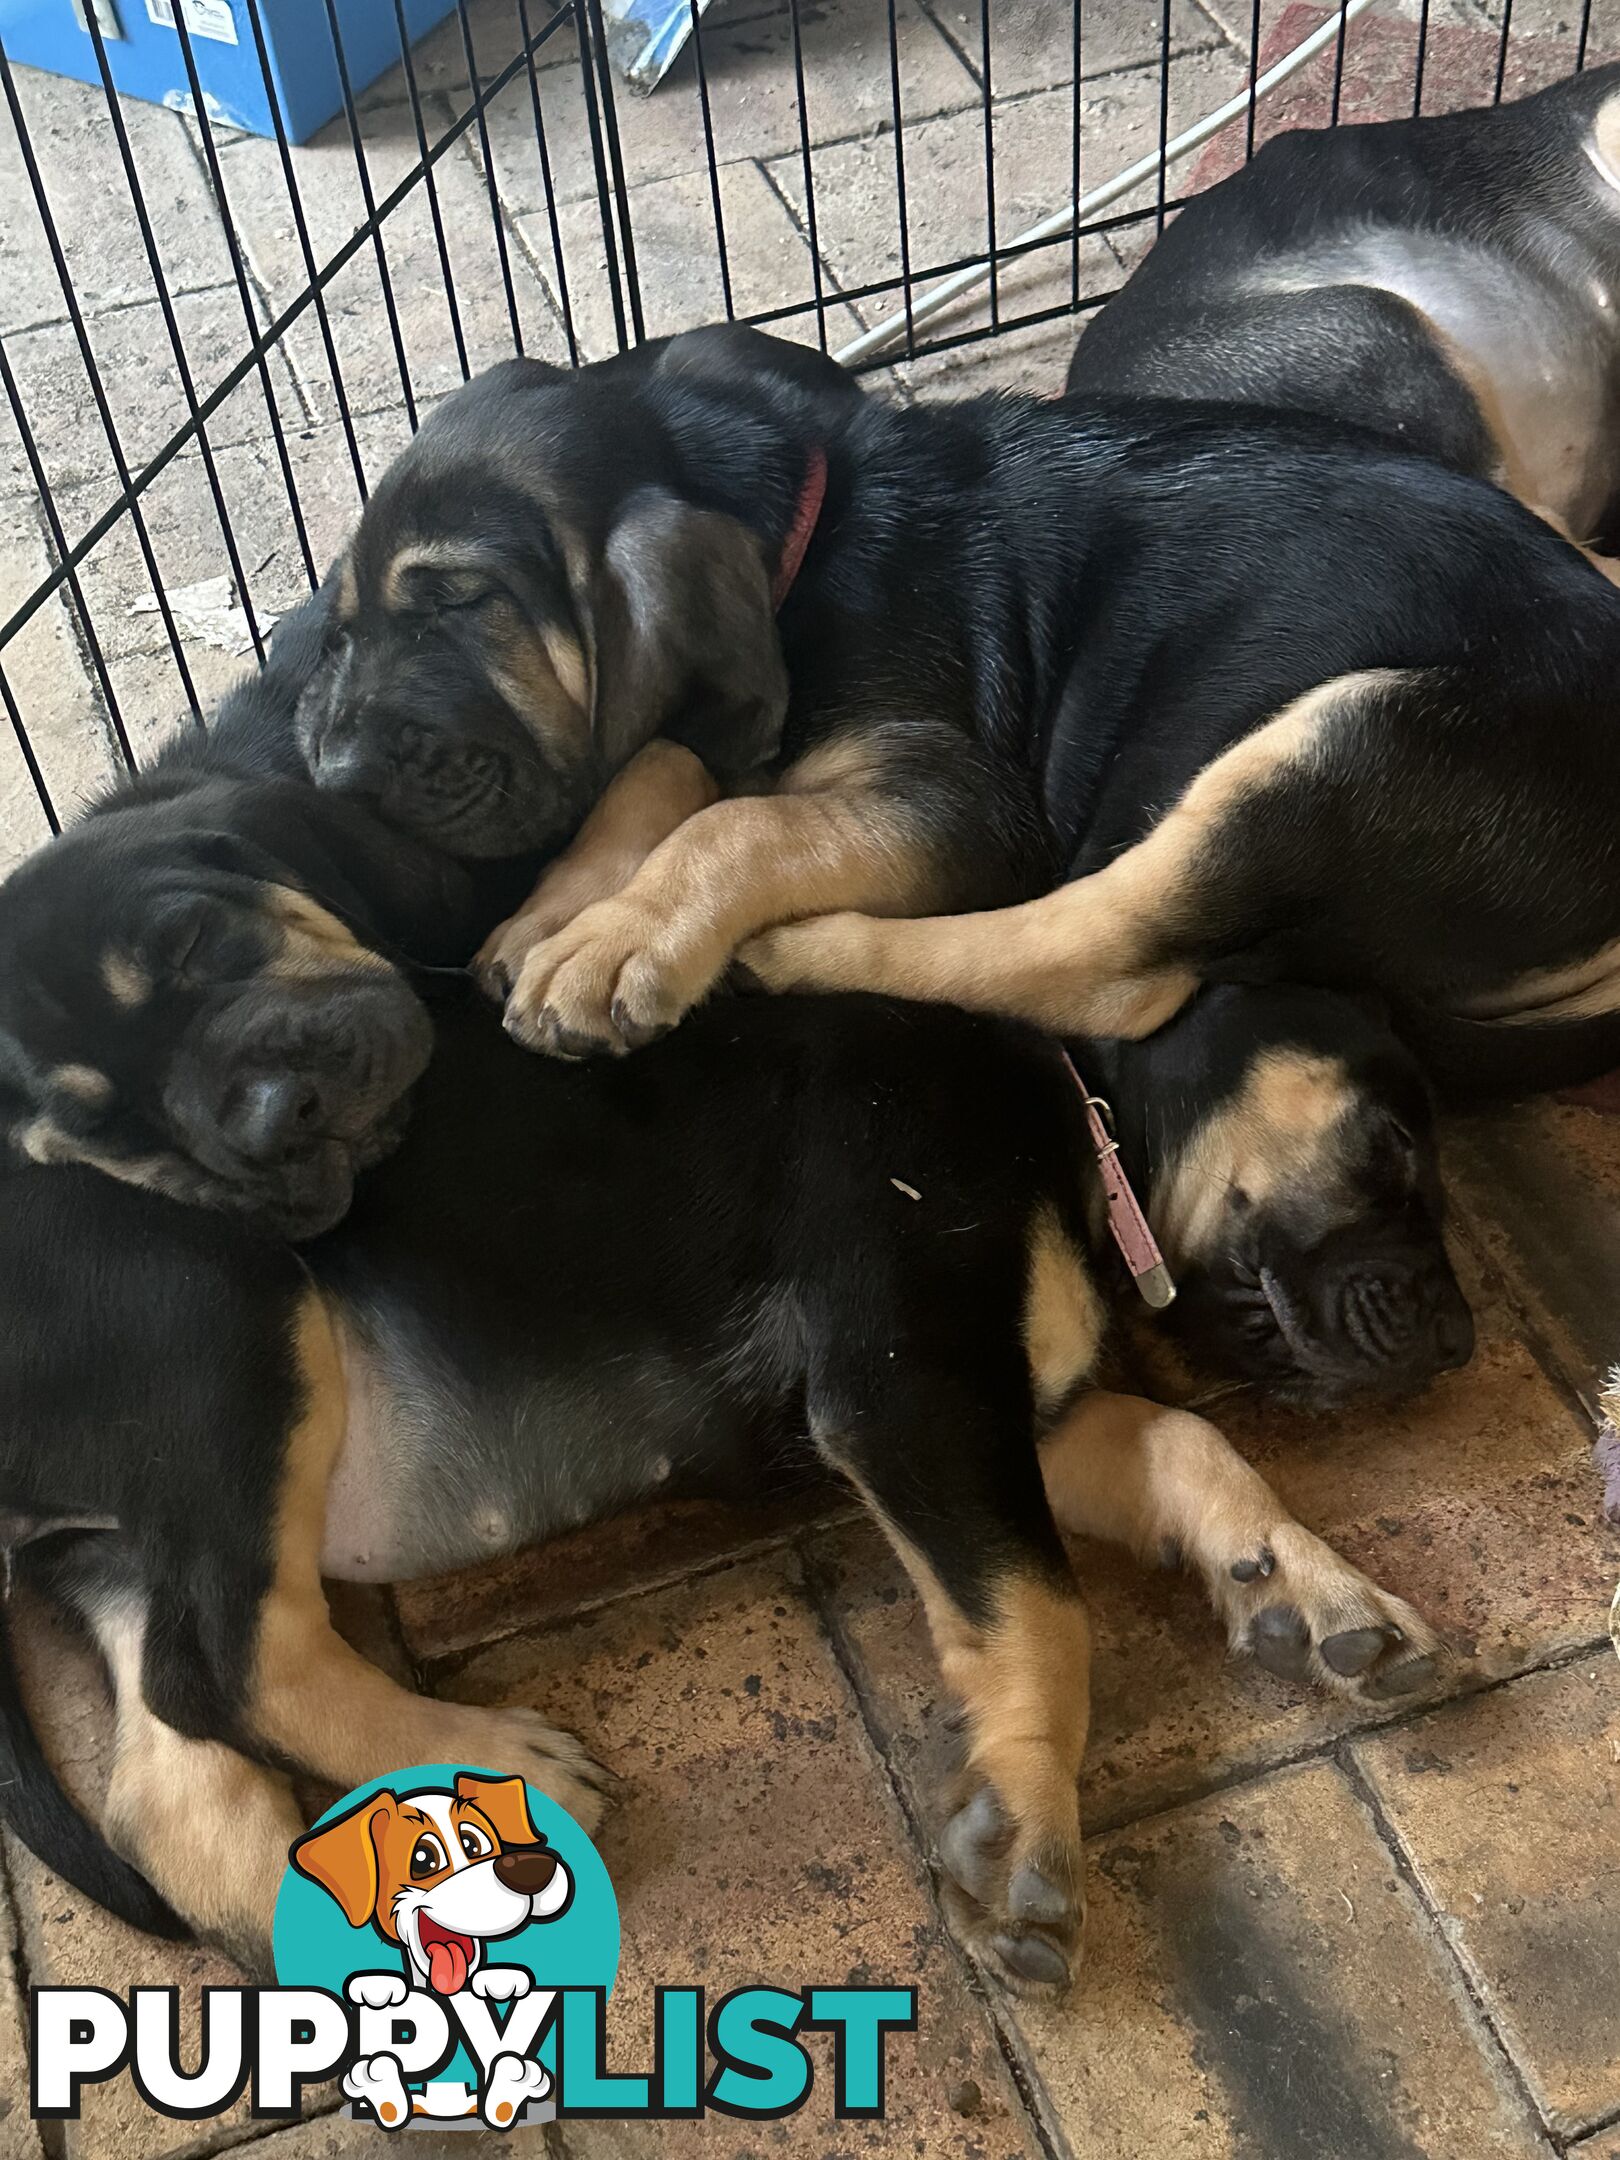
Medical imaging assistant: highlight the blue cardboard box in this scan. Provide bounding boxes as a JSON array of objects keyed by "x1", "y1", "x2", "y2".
[{"x1": 0, "y1": 0, "x2": 462, "y2": 141}]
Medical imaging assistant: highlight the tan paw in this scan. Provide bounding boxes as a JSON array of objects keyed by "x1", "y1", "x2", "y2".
[
  {"x1": 1211, "y1": 1523, "x2": 1448, "y2": 1704},
  {"x1": 936, "y1": 1784, "x2": 1084, "y2": 1998},
  {"x1": 476, "y1": 895, "x2": 584, "y2": 1003},
  {"x1": 499, "y1": 900, "x2": 718, "y2": 1058},
  {"x1": 454, "y1": 1706, "x2": 616, "y2": 1834}
]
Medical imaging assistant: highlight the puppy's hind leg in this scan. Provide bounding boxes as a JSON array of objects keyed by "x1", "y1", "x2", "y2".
[
  {"x1": 742, "y1": 676, "x2": 1377, "y2": 1037},
  {"x1": 245, "y1": 1291, "x2": 610, "y2": 1830},
  {"x1": 1039, "y1": 1391, "x2": 1446, "y2": 1702},
  {"x1": 807, "y1": 1324, "x2": 1091, "y2": 1997},
  {"x1": 80, "y1": 1578, "x2": 303, "y2": 1974}
]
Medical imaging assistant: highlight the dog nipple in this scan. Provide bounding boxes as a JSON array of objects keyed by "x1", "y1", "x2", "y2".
[{"x1": 472, "y1": 1505, "x2": 510, "y2": 1548}]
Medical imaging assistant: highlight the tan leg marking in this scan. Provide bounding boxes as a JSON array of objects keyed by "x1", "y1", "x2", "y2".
[
  {"x1": 1460, "y1": 929, "x2": 1620, "y2": 1026},
  {"x1": 1038, "y1": 1391, "x2": 1444, "y2": 1700},
  {"x1": 476, "y1": 740, "x2": 720, "y2": 994},
  {"x1": 92, "y1": 1596, "x2": 302, "y2": 1974},
  {"x1": 501, "y1": 731, "x2": 947, "y2": 1056},
  {"x1": 741, "y1": 676, "x2": 1392, "y2": 1037},
  {"x1": 248, "y1": 1292, "x2": 608, "y2": 1829},
  {"x1": 1022, "y1": 1203, "x2": 1105, "y2": 1419},
  {"x1": 888, "y1": 1520, "x2": 1090, "y2": 1993}
]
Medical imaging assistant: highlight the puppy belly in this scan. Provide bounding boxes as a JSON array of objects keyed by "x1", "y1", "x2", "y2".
[
  {"x1": 316, "y1": 1316, "x2": 729, "y2": 1583},
  {"x1": 1263, "y1": 237, "x2": 1615, "y2": 532}
]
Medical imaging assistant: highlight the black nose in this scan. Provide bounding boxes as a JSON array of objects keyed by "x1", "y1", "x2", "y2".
[{"x1": 223, "y1": 1073, "x2": 324, "y2": 1162}]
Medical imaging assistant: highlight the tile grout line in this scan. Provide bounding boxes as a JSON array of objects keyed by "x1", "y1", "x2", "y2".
[
  {"x1": 792, "y1": 1530, "x2": 1080, "y2": 2160},
  {"x1": 173, "y1": 116, "x2": 322, "y2": 437},
  {"x1": 15, "y1": 483, "x2": 128, "y2": 798},
  {"x1": 1075, "y1": 1629, "x2": 1616, "y2": 1844},
  {"x1": 1, "y1": 277, "x2": 241, "y2": 345},
  {"x1": 417, "y1": 1512, "x2": 854, "y2": 1682},
  {"x1": 1336, "y1": 1744, "x2": 1566, "y2": 2153}
]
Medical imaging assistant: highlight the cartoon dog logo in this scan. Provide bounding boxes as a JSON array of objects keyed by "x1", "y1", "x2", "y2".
[{"x1": 291, "y1": 1772, "x2": 573, "y2": 2129}]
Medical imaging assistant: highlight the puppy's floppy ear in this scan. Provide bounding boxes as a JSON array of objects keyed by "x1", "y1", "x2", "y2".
[
  {"x1": 290, "y1": 1792, "x2": 396, "y2": 1927},
  {"x1": 587, "y1": 492, "x2": 788, "y2": 784},
  {"x1": 455, "y1": 1772, "x2": 541, "y2": 1849},
  {"x1": 653, "y1": 321, "x2": 865, "y2": 409}
]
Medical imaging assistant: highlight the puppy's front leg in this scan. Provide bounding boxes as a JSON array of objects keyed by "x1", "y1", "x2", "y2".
[
  {"x1": 477, "y1": 740, "x2": 719, "y2": 997},
  {"x1": 498, "y1": 733, "x2": 955, "y2": 1058},
  {"x1": 1038, "y1": 1391, "x2": 1446, "y2": 1702}
]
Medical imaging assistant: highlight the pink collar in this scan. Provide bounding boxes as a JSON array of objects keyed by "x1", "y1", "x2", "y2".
[
  {"x1": 772, "y1": 447, "x2": 828, "y2": 609},
  {"x1": 1060, "y1": 1050, "x2": 1176, "y2": 1309}
]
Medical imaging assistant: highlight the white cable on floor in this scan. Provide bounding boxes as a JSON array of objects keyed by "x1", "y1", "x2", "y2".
[{"x1": 832, "y1": 0, "x2": 1373, "y2": 367}]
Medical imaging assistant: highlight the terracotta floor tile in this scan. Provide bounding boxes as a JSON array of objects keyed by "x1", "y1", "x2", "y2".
[
  {"x1": 1008, "y1": 1762, "x2": 1549, "y2": 2159},
  {"x1": 1353, "y1": 1657, "x2": 1620, "y2": 2140},
  {"x1": 397, "y1": 1487, "x2": 848, "y2": 1664},
  {"x1": 809, "y1": 1260, "x2": 1614, "y2": 1836},
  {"x1": 445, "y1": 1551, "x2": 1041, "y2": 2158},
  {"x1": 1446, "y1": 1104, "x2": 1620, "y2": 1420},
  {"x1": 0, "y1": 1850, "x2": 43, "y2": 2160}
]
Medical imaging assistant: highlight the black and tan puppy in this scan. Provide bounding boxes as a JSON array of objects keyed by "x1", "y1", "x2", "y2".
[
  {"x1": 1067, "y1": 62, "x2": 1620, "y2": 546},
  {"x1": 282, "y1": 326, "x2": 1620, "y2": 1382},
  {"x1": 0, "y1": 622, "x2": 1441, "y2": 1995}
]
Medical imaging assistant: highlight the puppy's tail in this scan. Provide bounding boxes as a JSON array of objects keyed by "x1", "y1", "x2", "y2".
[{"x1": 0, "y1": 1596, "x2": 186, "y2": 1939}]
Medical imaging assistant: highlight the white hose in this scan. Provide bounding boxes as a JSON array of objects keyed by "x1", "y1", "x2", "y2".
[{"x1": 832, "y1": 0, "x2": 1373, "y2": 366}]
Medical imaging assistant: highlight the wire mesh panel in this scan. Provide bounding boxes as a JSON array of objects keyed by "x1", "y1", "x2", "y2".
[{"x1": 1, "y1": 0, "x2": 1615, "y2": 872}]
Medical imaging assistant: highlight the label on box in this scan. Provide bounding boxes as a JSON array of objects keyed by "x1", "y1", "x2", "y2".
[{"x1": 145, "y1": 0, "x2": 238, "y2": 46}]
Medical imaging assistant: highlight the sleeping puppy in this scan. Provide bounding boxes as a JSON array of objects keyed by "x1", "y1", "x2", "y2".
[
  {"x1": 287, "y1": 326, "x2": 1620, "y2": 1387},
  {"x1": 0, "y1": 634, "x2": 1444, "y2": 1998},
  {"x1": 1067, "y1": 62, "x2": 1620, "y2": 547},
  {"x1": 1084, "y1": 985, "x2": 1470, "y2": 1405}
]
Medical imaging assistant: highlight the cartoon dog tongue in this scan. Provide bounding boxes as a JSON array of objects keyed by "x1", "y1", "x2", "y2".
[{"x1": 421, "y1": 1920, "x2": 473, "y2": 1995}]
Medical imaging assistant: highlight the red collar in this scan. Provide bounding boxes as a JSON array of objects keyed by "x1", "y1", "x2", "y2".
[{"x1": 772, "y1": 447, "x2": 828, "y2": 610}]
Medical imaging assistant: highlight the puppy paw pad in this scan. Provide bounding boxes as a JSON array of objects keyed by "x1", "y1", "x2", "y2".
[
  {"x1": 1249, "y1": 1603, "x2": 1313, "y2": 1681},
  {"x1": 989, "y1": 1929, "x2": 1071, "y2": 1991},
  {"x1": 1319, "y1": 1624, "x2": 1398, "y2": 1677}
]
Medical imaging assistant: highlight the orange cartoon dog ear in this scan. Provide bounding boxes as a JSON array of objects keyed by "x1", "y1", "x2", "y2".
[
  {"x1": 290, "y1": 1792, "x2": 398, "y2": 1927},
  {"x1": 455, "y1": 1773, "x2": 540, "y2": 1849}
]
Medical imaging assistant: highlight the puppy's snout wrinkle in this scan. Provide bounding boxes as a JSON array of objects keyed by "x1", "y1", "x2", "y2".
[{"x1": 493, "y1": 1844, "x2": 559, "y2": 1896}]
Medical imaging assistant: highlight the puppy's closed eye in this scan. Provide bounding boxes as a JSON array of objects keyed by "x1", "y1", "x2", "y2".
[{"x1": 412, "y1": 567, "x2": 501, "y2": 616}]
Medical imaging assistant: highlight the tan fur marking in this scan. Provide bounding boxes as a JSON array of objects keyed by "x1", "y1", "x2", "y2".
[
  {"x1": 260, "y1": 885, "x2": 392, "y2": 981},
  {"x1": 94, "y1": 1598, "x2": 302, "y2": 1969},
  {"x1": 247, "y1": 1294, "x2": 604, "y2": 1825},
  {"x1": 49, "y1": 1062, "x2": 113, "y2": 1107},
  {"x1": 479, "y1": 741, "x2": 719, "y2": 979},
  {"x1": 1037, "y1": 1390, "x2": 1441, "y2": 1685},
  {"x1": 937, "y1": 1569, "x2": 1091, "y2": 1866},
  {"x1": 382, "y1": 539, "x2": 484, "y2": 610},
  {"x1": 101, "y1": 951, "x2": 152, "y2": 1009},
  {"x1": 741, "y1": 672, "x2": 1397, "y2": 1040},
  {"x1": 1460, "y1": 931, "x2": 1620, "y2": 1026},
  {"x1": 335, "y1": 553, "x2": 359, "y2": 622},
  {"x1": 486, "y1": 635, "x2": 590, "y2": 756},
  {"x1": 499, "y1": 745, "x2": 947, "y2": 1045},
  {"x1": 1039, "y1": 1390, "x2": 1306, "y2": 1569},
  {"x1": 1022, "y1": 1203, "x2": 1105, "y2": 1417},
  {"x1": 541, "y1": 623, "x2": 591, "y2": 716},
  {"x1": 14, "y1": 1114, "x2": 191, "y2": 1200},
  {"x1": 1154, "y1": 1048, "x2": 1355, "y2": 1266}
]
